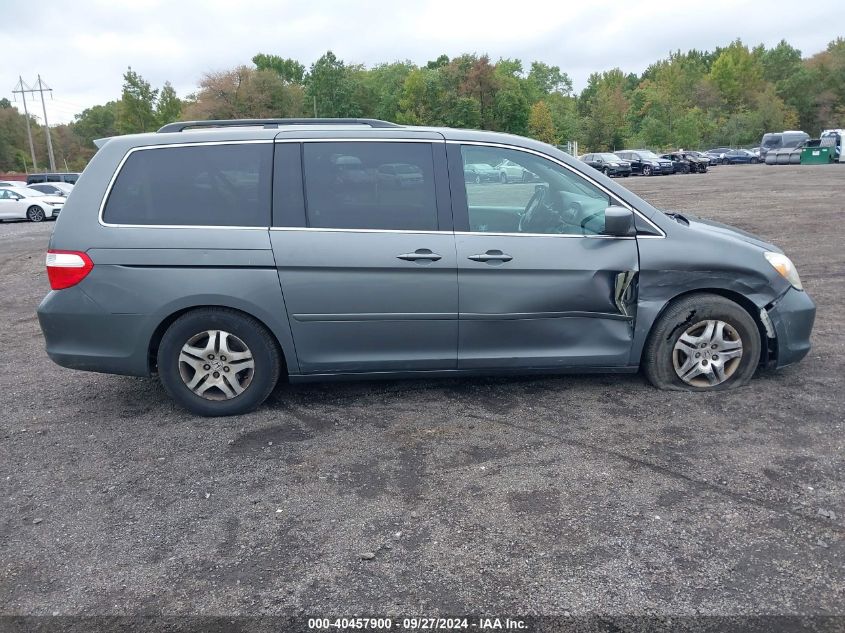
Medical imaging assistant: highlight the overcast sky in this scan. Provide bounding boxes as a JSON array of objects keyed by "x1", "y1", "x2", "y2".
[{"x1": 3, "y1": 0, "x2": 844, "y2": 124}]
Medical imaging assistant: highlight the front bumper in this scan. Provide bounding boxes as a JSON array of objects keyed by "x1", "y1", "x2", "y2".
[
  {"x1": 607, "y1": 166, "x2": 632, "y2": 176},
  {"x1": 766, "y1": 287, "x2": 816, "y2": 368}
]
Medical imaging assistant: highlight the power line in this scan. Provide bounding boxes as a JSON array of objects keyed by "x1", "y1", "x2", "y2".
[
  {"x1": 11, "y1": 75, "x2": 58, "y2": 172},
  {"x1": 11, "y1": 77, "x2": 38, "y2": 171}
]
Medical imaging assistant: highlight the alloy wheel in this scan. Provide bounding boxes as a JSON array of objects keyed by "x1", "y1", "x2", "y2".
[
  {"x1": 178, "y1": 330, "x2": 255, "y2": 400},
  {"x1": 672, "y1": 319, "x2": 743, "y2": 387}
]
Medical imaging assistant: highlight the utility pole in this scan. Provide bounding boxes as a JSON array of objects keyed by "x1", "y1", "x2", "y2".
[
  {"x1": 34, "y1": 75, "x2": 56, "y2": 172},
  {"x1": 11, "y1": 76, "x2": 38, "y2": 171}
]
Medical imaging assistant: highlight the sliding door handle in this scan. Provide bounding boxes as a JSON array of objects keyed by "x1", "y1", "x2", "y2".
[
  {"x1": 398, "y1": 249, "x2": 442, "y2": 262},
  {"x1": 468, "y1": 251, "x2": 513, "y2": 263}
]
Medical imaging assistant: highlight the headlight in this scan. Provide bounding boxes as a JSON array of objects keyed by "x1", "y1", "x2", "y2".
[
  {"x1": 652, "y1": 161, "x2": 660, "y2": 166},
  {"x1": 764, "y1": 252, "x2": 803, "y2": 290},
  {"x1": 609, "y1": 162, "x2": 619, "y2": 167}
]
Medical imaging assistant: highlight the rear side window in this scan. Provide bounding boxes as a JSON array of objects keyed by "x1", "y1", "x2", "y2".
[
  {"x1": 103, "y1": 143, "x2": 272, "y2": 226},
  {"x1": 302, "y1": 142, "x2": 437, "y2": 231}
]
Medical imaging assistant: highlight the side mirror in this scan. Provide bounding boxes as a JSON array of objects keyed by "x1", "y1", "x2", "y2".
[{"x1": 603, "y1": 206, "x2": 636, "y2": 237}]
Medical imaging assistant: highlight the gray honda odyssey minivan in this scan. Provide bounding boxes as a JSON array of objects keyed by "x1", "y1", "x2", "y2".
[{"x1": 37, "y1": 118, "x2": 815, "y2": 416}]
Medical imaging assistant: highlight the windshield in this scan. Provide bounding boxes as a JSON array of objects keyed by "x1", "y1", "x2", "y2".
[
  {"x1": 598, "y1": 153, "x2": 622, "y2": 161},
  {"x1": 638, "y1": 151, "x2": 660, "y2": 159},
  {"x1": 762, "y1": 135, "x2": 781, "y2": 147}
]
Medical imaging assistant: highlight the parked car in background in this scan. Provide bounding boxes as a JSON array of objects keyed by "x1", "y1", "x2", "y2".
[
  {"x1": 1, "y1": 180, "x2": 26, "y2": 187},
  {"x1": 0, "y1": 186, "x2": 64, "y2": 222},
  {"x1": 679, "y1": 151, "x2": 710, "y2": 172},
  {"x1": 659, "y1": 153, "x2": 694, "y2": 174},
  {"x1": 464, "y1": 162, "x2": 499, "y2": 183},
  {"x1": 759, "y1": 131, "x2": 810, "y2": 158},
  {"x1": 28, "y1": 182, "x2": 75, "y2": 197},
  {"x1": 377, "y1": 163, "x2": 423, "y2": 187},
  {"x1": 720, "y1": 149, "x2": 760, "y2": 165},
  {"x1": 684, "y1": 151, "x2": 714, "y2": 170},
  {"x1": 615, "y1": 150, "x2": 674, "y2": 176},
  {"x1": 26, "y1": 172, "x2": 81, "y2": 185},
  {"x1": 36, "y1": 117, "x2": 816, "y2": 416},
  {"x1": 705, "y1": 147, "x2": 733, "y2": 162},
  {"x1": 579, "y1": 153, "x2": 632, "y2": 177},
  {"x1": 495, "y1": 158, "x2": 536, "y2": 182}
]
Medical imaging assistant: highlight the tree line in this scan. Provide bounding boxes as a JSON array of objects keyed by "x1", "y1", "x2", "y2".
[{"x1": 1, "y1": 38, "x2": 844, "y2": 172}]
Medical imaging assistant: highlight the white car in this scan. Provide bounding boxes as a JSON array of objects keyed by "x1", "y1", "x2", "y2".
[
  {"x1": 28, "y1": 182, "x2": 75, "y2": 197},
  {"x1": 0, "y1": 186, "x2": 65, "y2": 222},
  {"x1": 495, "y1": 159, "x2": 536, "y2": 183}
]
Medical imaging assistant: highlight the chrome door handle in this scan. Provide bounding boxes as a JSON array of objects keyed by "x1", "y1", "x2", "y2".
[
  {"x1": 398, "y1": 249, "x2": 442, "y2": 262},
  {"x1": 468, "y1": 251, "x2": 513, "y2": 263}
]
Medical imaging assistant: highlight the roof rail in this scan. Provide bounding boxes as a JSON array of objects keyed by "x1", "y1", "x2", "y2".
[{"x1": 157, "y1": 118, "x2": 401, "y2": 133}]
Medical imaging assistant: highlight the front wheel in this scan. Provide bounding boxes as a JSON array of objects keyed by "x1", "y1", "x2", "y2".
[
  {"x1": 750, "y1": 157, "x2": 759, "y2": 164},
  {"x1": 643, "y1": 294, "x2": 761, "y2": 391},
  {"x1": 642, "y1": 165, "x2": 653, "y2": 176},
  {"x1": 27, "y1": 206, "x2": 45, "y2": 222},
  {"x1": 500, "y1": 172, "x2": 508, "y2": 184},
  {"x1": 157, "y1": 308, "x2": 281, "y2": 416}
]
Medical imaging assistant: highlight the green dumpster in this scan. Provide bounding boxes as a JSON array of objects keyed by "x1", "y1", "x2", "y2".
[{"x1": 800, "y1": 146, "x2": 832, "y2": 164}]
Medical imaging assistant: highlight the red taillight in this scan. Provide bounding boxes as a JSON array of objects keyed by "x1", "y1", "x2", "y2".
[{"x1": 46, "y1": 250, "x2": 94, "y2": 290}]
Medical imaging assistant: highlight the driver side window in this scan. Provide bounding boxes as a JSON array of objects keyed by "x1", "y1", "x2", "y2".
[{"x1": 460, "y1": 145, "x2": 613, "y2": 236}]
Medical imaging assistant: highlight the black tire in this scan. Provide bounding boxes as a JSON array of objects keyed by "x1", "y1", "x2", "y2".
[
  {"x1": 157, "y1": 307, "x2": 281, "y2": 416},
  {"x1": 698, "y1": 164, "x2": 707, "y2": 173},
  {"x1": 750, "y1": 157, "x2": 759, "y2": 164},
  {"x1": 722, "y1": 158, "x2": 730, "y2": 165},
  {"x1": 500, "y1": 172, "x2": 508, "y2": 184},
  {"x1": 642, "y1": 165, "x2": 653, "y2": 176},
  {"x1": 27, "y1": 205, "x2": 45, "y2": 222},
  {"x1": 622, "y1": 172, "x2": 630, "y2": 177},
  {"x1": 642, "y1": 293, "x2": 761, "y2": 391},
  {"x1": 474, "y1": 174, "x2": 481, "y2": 184}
]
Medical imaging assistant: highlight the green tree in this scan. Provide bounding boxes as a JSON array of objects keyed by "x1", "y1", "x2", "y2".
[
  {"x1": 709, "y1": 40, "x2": 764, "y2": 109},
  {"x1": 252, "y1": 53, "x2": 305, "y2": 83},
  {"x1": 116, "y1": 67, "x2": 159, "y2": 134},
  {"x1": 156, "y1": 82, "x2": 182, "y2": 126},
  {"x1": 581, "y1": 69, "x2": 629, "y2": 151},
  {"x1": 72, "y1": 102, "x2": 118, "y2": 146},
  {"x1": 305, "y1": 51, "x2": 360, "y2": 118},
  {"x1": 528, "y1": 100, "x2": 557, "y2": 144},
  {"x1": 527, "y1": 61, "x2": 572, "y2": 96}
]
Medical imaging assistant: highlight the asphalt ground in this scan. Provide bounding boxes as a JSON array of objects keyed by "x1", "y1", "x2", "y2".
[{"x1": 0, "y1": 164, "x2": 842, "y2": 622}]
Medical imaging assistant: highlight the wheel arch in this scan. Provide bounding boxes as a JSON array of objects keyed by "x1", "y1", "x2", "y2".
[
  {"x1": 636, "y1": 288, "x2": 770, "y2": 367},
  {"x1": 147, "y1": 304, "x2": 292, "y2": 377}
]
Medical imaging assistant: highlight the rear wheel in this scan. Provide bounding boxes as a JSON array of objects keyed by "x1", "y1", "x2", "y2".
[
  {"x1": 157, "y1": 308, "x2": 281, "y2": 416},
  {"x1": 643, "y1": 294, "x2": 761, "y2": 391},
  {"x1": 27, "y1": 206, "x2": 45, "y2": 222}
]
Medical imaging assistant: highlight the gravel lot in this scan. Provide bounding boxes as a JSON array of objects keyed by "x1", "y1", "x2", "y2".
[{"x1": 1, "y1": 165, "x2": 843, "y2": 618}]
